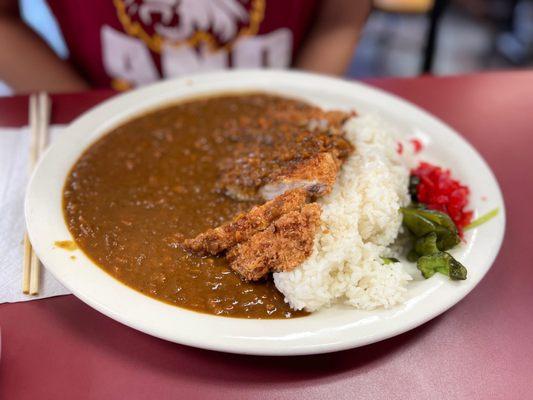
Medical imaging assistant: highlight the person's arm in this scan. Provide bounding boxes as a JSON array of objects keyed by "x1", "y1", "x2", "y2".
[
  {"x1": 0, "y1": 0, "x2": 89, "y2": 93},
  {"x1": 295, "y1": 0, "x2": 372, "y2": 76}
]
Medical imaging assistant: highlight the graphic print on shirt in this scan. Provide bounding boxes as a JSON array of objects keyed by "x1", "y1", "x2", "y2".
[{"x1": 102, "y1": 0, "x2": 293, "y2": 89}]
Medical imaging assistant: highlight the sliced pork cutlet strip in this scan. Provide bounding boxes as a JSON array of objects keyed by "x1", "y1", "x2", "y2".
[
  {"x1": 182, "y1": 189, "x2": 308, "y2": 255},
  {"x1": 259, "y1": 152, "x2": 340, "y2": 201},
  {"x1": 227, "y1": 203, "x2": 322, "y2": 281}
]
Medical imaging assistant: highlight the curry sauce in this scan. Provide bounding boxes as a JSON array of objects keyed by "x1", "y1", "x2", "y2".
[{"x1": 64, "y1": 93, "x2": 344, "y2": 318}]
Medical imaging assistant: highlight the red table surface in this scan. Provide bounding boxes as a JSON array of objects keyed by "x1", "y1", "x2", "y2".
[{"x1": 1, "y1": 71, "x2": 532, "y2": 399}]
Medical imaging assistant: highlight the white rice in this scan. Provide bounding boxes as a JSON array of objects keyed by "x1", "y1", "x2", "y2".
[{"x1": 273, "y1": 114, "x2": 412, "y2": 312}]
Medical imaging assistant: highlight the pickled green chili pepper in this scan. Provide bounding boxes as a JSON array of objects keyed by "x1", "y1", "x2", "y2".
[
  {"x1": 400, "y1": 207, "x2": 468, "y2": 281},
  {"x1": 414, "y1": 208, "x2": 458, "y2": 234},
  {"x1": 448, "y1": 256, "x2": 468, "y2": 280},
  {"x1": 417, "y1": 252, "x2": 467, "y2": 280},
  {"x1": 407, "y1": 249, "x2": 419, "y2": 262},
  {"x1": 414, "y1": 232, "x2": 439, "y2": 256},
  {"x1": 400, "y1": 208, "x2": 437, "y2": 237}
]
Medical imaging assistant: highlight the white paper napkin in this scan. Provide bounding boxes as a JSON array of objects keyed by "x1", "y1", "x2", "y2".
[{"x1": 0, "y1": 126, "x2": 70, "y2": 303}]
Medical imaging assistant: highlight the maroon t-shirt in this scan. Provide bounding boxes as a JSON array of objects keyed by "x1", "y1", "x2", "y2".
[{"x1": 46, "y1": 0, "x2": 319, "y2": 89}]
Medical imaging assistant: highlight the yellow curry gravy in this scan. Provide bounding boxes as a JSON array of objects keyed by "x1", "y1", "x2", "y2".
[{"x1": 63, "y1": 93, "x2": 319, "y2": 319}]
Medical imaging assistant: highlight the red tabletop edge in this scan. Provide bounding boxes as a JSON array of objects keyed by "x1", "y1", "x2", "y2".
[{"x1": 1, "y1": 71, "x2": 533, "y2": 400}]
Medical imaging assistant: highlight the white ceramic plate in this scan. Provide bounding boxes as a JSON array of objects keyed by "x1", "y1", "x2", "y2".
[{"x1": 25, "y1": 70, "x2": 505, "y2": 356}]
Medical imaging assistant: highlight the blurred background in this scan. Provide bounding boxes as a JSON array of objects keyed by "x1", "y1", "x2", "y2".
[{"x1": 0, "y1": 0, "x2": 532, "y2": 95}]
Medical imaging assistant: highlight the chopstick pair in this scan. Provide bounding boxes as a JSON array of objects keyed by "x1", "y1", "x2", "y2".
[{"x1": 22, "y1": 92, "x2": 51, "y2": 295}]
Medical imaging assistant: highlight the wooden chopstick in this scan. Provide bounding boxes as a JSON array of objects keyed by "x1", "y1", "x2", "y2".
[
  {"x1": 29, "y1": 92, "x2": 51, "y2": 294},
  {"x1": 21, "y1": 234, "x2": 32, "y2": 294},
  {"x1": 22, "y1": 95, "x2": 38, "y2": 294},
  {"x1": 22, "y1": 92, "x2": 51, "y2": 295}
]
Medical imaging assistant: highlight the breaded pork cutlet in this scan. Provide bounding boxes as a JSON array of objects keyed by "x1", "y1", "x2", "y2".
[
  {"x1": 182, "y1": 189, "x2": 308, "y2": 255},
  {"x1": 216, "y1": 106, "x2": 353, "y2": 202},
  {"x1": 227, "y1": 203, "x2": 321, "y2": 281},
  {"x1": 259, "y1": 152, "x2": 340, "y2": 201},
  {"x1": 182, "y1": 189, "x2": 322, "y2": 281}
]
